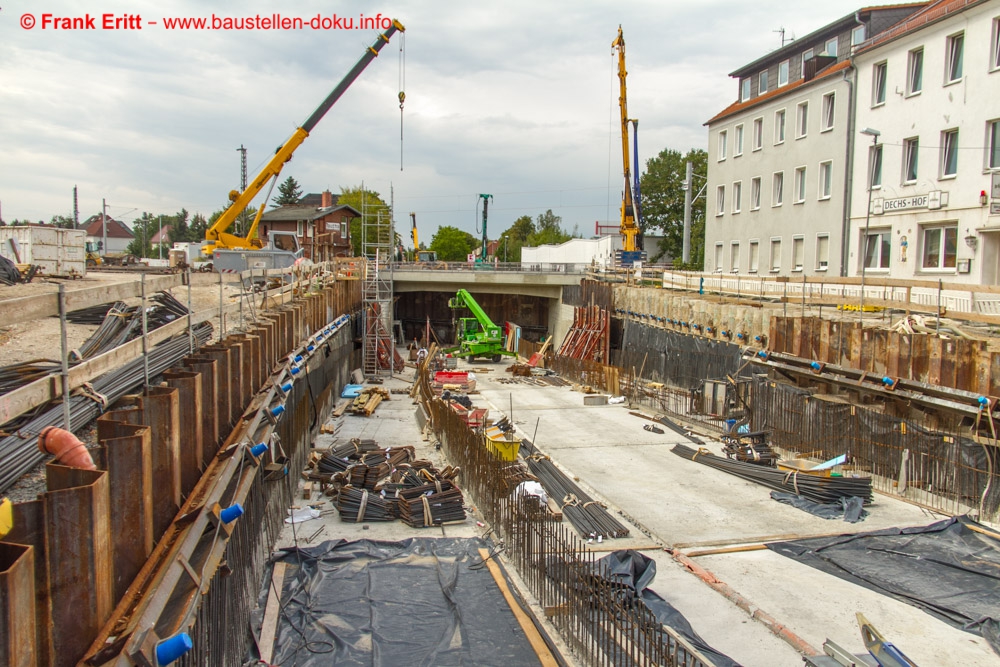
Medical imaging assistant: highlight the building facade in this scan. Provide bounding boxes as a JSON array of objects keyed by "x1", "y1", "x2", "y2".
[
  {"x1": 83, "y1": 214, "x2": 134, "y2": 255},
  {"x1": 704, "y1": 4, "x2": 927, "y2": 277},
  {"x1": 849, "y1": 0, "x2": 1000, "y2": 284},
  {"x1": 260, "y1": 190, "x2": 359, "y2": 261}
]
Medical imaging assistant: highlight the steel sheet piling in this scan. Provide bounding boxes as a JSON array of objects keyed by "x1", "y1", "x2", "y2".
[
  {"x1": 182, "y1": 359, "x2": 220, "y2": 461},
  {"x1": 0, "y1": 542, "x2": 36, "y2": 667},
  {"x1": 134, "y1": 387, "x2": 182, "y2": 536},
  {"x1": 162, "y1": 371, "x2": 205, "y2": 498}
]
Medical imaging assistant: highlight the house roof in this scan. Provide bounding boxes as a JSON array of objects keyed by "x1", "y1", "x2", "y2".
[
  {"x1": 856, "y1": 0, "x2": 987, "y2": 52},
  {"x1": 83, "y1": 214, "x2": 134, "y2": 239},
  {"x1": 150, "y1": 224, "x2": 172, "y2": 244},
  {"x1": 706, "y1": 60, "x2": 852, "y2": 126},
  {"x1": 260, "y1": 204, "x2": 361, "y2": 223},
  {"x1": 729, "y1": 3, "x2": 928, "y2": 77}
]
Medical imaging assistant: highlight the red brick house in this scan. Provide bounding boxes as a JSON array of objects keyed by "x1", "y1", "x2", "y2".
[
  {"x1": 260, "y1": 191, "x2": 359, "y2": 261},
  {"x1": 83, "y1": 214, "x2": 134, "y2": 254}
]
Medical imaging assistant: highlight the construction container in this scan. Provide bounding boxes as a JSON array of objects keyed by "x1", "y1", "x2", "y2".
[
  {"x1": 0, "y1": 226, "x2": 87, "y2": 277},
  {"x1": 483, "y1": 426, "x2": 520, "y2": 461}
]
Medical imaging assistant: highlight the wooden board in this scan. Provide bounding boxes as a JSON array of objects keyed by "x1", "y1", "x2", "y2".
[{"x1": 258, "y1": 561, "x2": 287, "y2": 664}]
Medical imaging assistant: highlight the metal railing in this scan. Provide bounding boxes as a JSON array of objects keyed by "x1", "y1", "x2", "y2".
[
  {"x1": 417, "y1": 365, "x2": 716, "y2": 667},
  {"x1": 389, "y1": 260, "x2": 592, "y2": 274}
]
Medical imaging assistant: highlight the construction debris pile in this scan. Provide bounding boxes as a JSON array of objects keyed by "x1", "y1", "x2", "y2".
[{"x1": 309, "y1": 438, "x2": 466, "y2": 527}]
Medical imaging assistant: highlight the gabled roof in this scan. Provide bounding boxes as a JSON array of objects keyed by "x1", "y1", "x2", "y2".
[
  {"x1": 857, "y1": 0, "x2": 987, "y2": 52},
  {"x1": 83, "y1": 214, "x2": 134, "y2": 239},
  {"x1": 260, "y1": 204, "x2": 361, "y2": 223},
  {"x1": 706, "y1": 60, "x2": 852, "y2": 126},
  {"x1": 150, "y1": 225, "x2": 172, "y2": 244}
]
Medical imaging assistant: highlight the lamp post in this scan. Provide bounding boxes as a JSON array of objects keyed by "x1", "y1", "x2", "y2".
[{"x1": 859, "y1": 128, "x2": 880, "y2": 321}]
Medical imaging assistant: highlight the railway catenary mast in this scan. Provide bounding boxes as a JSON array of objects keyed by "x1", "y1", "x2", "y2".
[{"x1": 612, "y1": 26, "x2": 643, "y2": 253}]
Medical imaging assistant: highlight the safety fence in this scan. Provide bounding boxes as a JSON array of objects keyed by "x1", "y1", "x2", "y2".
[
  {"x1": 417, "y1": 365, "x2": 715, "y2": 667},
  {"x1": 0, "y1": 275, "x2": 361, "y2": 667}
]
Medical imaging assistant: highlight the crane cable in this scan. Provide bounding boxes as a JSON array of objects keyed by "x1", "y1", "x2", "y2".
[{"x1": 398, "y1": 31, "x2": 406, "y2": 171}]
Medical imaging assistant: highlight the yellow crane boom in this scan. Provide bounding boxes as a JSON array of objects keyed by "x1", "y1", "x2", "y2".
[
  {"x1": 204, "y1": 19, "x2": 405, "y2": 255},
  {"x1": 612, "y1": 26, "x2": 641, "y2": 253}
]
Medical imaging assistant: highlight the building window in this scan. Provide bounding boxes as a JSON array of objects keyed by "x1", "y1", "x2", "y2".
[
  {"x1": 907, "y1": 47, "x2": 923, "y2": 94},
  {"x1": 903, "y1": 137, "x2": 919, "y2": 183},
  {"x1": 993, "y1": 18, "x2": 1000, "y2": 71},
  {"x1": 750, "y1": 177, "x2": 762, "y2": 210},
  {"x1": 851, "y1": 25, "x2": 866, "y2": 46},
  {"x1": 778, "y1": 60, "x2": 789, "y2": 87},
  {"x1": 821, "y1": 92, "x2": 835, "y2": 131},
  {"x1": 749, "y1": 240, "x2": 760, "y2": 273},
  {"x1": 730, "y1": 242, "x2": 740, "y2": 272},
  {"x1": 741, "y1": 78, "x2": 751, "y2": 101},
  {"x1": 718, "y1": 130, "x2": 728, "y2": 161},
  {"x1": 715, "y1": 243, "x2": 724, "y2": 272},
  {"x1": 819, "y1": 161, "x2": 833, "y2": 199},
  {"x1": 816, "y1": 234, "x2": 830, "y2": 270},
  {"x1": 716, "y1": 185, "x2": 726, "y2": 216},
  {"x1": 796, "y1": 102, "x2": 808, "y2": 138},
  {"x1": 794, "y1": 166, "x2": 807, "y2": 203},
  {"x1": 800, "y1": 48, "x2": 814, "y2": 79},
  {"x1": 922, "y1": 226, "x2": 957, "y2": 270},
  {"x1": 824, "y1": 36, "x2": 838, "y2": 58},
  {"x1": 869, "y1": 144, "x2": 883, "y2": 188},
  {"x1": 772, "y1": 172, "x2": 784, "y2": 206},
  {"x1": 988, "y1": 120, "x2": 1000, "y2": 170},
  {"x1": 946, "y1": 32, "x2": 964, "y2": 83},
  {"x1": 759, "y1": 69, "x2": 769, "y2": 93},
  {"x1": 297, "y1": 221, "x2": 305, "y2": 236},
  {"x1": 340, "y1": 222, "x2": 348, "y2": 238},
  {"x1": 872, "y1": 62, "x2": 887, "y2": 106},
  {"x1": 752, "y1": 118, "x2": 763, "y2": 151},
  {"x1": 733, "y1": 181, "x2": 742, "y2": 213},
  {"x1": 941, "y1": 129, "x2": 959, "y2": 178},
  {"x1": 734, "y1": 124, "x2": 744, "y2": 156},
  {"x1": 792, "y1": 236, "x2": 804, "y2": 271},
  {"x1": 864, "y1": 231, "x2": 891, "y2": 269},
  {"x1": 774, "y1": 109, "x2": 786, "y2": 144},
  {"x1": 770, "y1": 238, "x2": 782, "y2": 272}
]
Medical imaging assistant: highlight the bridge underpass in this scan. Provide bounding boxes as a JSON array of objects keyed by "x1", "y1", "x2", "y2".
[{"x1": 390, "y1": 267, "x2": 580, "y2": 348}]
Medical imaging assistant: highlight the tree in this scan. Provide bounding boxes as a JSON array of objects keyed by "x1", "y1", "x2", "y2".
[
  {"x1": 272, "y1": 176, "x2": 303, "y2": 208},
  {"x1": 526, "y1": 209, "x2": 572, "y2": 247},
  {"x1": 498, "y1": 215, "x2": 534, "y2": 263},
  {"x1": 126, "y1": 213, "x2": 156, "y2": 258},
  {"x1": 430, "y1": 226, "x2": 476, "y2": 262},
  {"x1": 639, "y1": 147, "x2": 707, "y2": 269},
  {"x1": 190, "y1": 213, "x2": 208, "y2": 241},
  {"x1": 336, "y1": 186, "x2": 390, "y2": 256},
  {"x1": 167, "y1": 209, "x2": 191, "y2": 245}
]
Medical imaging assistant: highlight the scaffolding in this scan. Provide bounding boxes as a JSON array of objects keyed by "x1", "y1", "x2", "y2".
[{"x1": 361, "y1": 189, "x2": 399, "y2": 377}]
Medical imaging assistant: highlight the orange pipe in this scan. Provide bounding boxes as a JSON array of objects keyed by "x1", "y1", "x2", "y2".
[{"x1": 37, "y1": 426, "x2": 96, "y2": 470}]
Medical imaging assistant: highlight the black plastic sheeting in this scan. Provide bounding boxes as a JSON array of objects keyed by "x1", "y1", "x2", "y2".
[
  {"x1": 594, "y1": 550, "x2": 740, "y2": 667},
  {"x1": 250, "y1": 537, "x2": 546, "y2": 667},
  {"x1": 613, "y1": 322, "x2": 745, "y2": 389},
  {"x1": 767, "y1": 516, "x2": 1000, "y2": 656},
  {"x1": 769, "y1": 491, "x2": 868, "y2": 522}
]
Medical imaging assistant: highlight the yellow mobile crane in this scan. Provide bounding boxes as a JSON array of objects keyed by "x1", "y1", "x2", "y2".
[
  {"x1": 204, "y1": 20, "x2": 405, "y2": 269},
  {"x1": 612, "y1": 26, "x2": 644, "y2": 256}
]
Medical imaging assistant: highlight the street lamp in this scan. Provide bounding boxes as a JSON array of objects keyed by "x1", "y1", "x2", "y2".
[{"x1": 859, "y1": 128, "x2": 880, "y2": 321}]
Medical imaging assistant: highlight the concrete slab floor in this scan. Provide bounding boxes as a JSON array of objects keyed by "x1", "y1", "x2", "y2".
[{"x1": 275, "y1": 361, "x2": 999, "y2": 667}]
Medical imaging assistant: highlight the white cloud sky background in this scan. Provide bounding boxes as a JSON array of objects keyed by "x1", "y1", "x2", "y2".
[{"x1": 1, "y1": 0, "x2": 869, "y2": 244}]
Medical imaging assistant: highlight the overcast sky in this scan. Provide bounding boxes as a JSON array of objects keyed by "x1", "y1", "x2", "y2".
[{"x1": 2, "y1": 0, "x2": 871, "y2": 245}]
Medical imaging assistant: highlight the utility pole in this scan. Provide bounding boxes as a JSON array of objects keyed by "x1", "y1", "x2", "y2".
[
  {"x1": 237, "y1": 145, "x2": 248, "y2": 236},
  {"x1": 102, "y1": 198, "x2": 107, "y2": 257},
  {"x1": 73, "y1": 186, "x2": 79, "y2": 229},
  {"x1": 682, "y1": 161, "x2": 693, "y2": 265},
  {"x1": 158, "y1": 215, "x2": 163, "y2": 260}
]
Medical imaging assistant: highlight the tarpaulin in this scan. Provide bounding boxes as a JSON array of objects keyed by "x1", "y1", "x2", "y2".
[
  {"x1": 770, "y1": 491, "x2": 868, "y2": 522},
  {"x1": 592, "y1": 550, "x2": 741, "y2": 667},
  {"x1": 767, "y1": 516, "x2": 1000, "y2": 656},
  {"x1": 252, "y1": 537, "x2": 546, "y2": 667}
]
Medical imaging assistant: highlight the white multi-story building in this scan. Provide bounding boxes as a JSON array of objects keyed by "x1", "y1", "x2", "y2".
[
  {"x1": 849, "y1": 0, "x2": 1000, "y2": 284},
  {"x1": 704, "y1": 4, "x2": 927, "y2": 277}
]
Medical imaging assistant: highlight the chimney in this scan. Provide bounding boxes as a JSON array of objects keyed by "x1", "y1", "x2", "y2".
[{"x1": 321, "y1": 190, "x2": 333, "y2": 208}]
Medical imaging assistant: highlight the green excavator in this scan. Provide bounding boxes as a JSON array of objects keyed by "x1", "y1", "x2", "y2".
[{"x1": 445, "y1": 289, "x2": 516, "y2": 362}]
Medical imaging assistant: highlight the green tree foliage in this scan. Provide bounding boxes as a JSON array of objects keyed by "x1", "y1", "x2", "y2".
[
  {"x1": 639, "y1": 147, "x2": 707, "y2": 269},
  {"x1": 430, "y1": 226, "x2": 476, "y2": 261},
  {"x1": 272, "y1": 176, "x2": 303, "y2": 208},
  {"x1": 497, "y1": 215, "x2": 534, "y2": 263},
  {"x1": 126, "y1": 213, "x2": 156, "y2": 258},
  {"x1": 49, "y1": 215, "x2": 76, "y2": 229},
  {"x1": 526, "y1": 209, "x2": 571, "y2": 247},
  {"x1": 167, "y1": 209, "x2": 190, "y2": 245},
  {"x1": 336, "y1": 186, "x2": 389, "y2": 256},
  {"x1": 190, "y1": 213, "x2": 208, "y2": 241}
]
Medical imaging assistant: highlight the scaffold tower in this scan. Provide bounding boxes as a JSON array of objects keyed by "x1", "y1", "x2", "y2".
[{"x1": 361, "y1": 191, "x2": 398, "y2": 377}]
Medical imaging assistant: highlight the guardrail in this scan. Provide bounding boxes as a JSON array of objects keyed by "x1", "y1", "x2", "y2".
[
  {"x1": 659, "y1": 270, "x2": 1000, "y2": 322},
  {"x1": 387, "y1": 261, "x2": 593, "y2": 274}
]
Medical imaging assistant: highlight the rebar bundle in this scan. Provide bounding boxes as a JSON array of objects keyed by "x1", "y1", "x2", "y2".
[
  {"x1": 0, "y1": 322, "x2": 213, "y2": 493},
  {"x1": 721, "y1": 432, "x2": 778, "y2": 467},
  {"x1": 672, "y1": 444, "x2": 873, "y2": 505},
  {"x1": 397, "y1": 481, "x2": 466, "y2": 527},
  {"x1": 336, "y1": 486, "x2": 396, "y2": 522},
  {"x1": 521, "y1": 440, "x2": 630, "y2": 539},
  {"x1": 316, "y1": 438, "x2": 381, "y2": 474}
]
